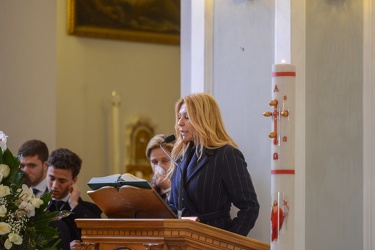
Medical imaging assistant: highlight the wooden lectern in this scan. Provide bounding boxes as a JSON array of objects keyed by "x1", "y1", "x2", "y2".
[
  {"x1": 87, "y1": 186, "x2": 176, "y2": 218},
  {"x1": 76, "y1": 219, "x2": 270, "y2": 250},
  {"x1": 80, "y1": 186, "x2": 270, "y2": 249}
]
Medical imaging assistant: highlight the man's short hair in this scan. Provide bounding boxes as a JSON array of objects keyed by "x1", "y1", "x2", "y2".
[
  {"x1": 47, "y1": 148, "x2": 82, "y2": 179},
  {"x1": 18, "y1": 140, "x2": 49, "y2": 162}
]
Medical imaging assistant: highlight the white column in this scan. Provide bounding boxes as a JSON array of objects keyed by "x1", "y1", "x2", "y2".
[
  {"x1": 275, "y1": 0, "x2": 291, "y2": 63},
  {"x1": 180, "y1": 0, "x2": 213, "y2": 96}
]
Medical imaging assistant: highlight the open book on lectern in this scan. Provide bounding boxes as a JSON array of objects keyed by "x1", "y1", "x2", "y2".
[
  {"x1": 87, "y1": 173, "x2": 176, "y2": 219},
  {"x1": 87, "y1": 173, "x2": 152, "y2": 190}
]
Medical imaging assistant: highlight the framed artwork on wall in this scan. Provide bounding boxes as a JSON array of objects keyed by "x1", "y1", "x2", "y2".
[{"x1": 67, "y1": 0, "x2": 180, "y2": 45}]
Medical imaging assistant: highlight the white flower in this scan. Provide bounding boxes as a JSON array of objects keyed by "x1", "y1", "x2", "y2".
[
  {"x1": 26, "y1": 208, "x2": 35, "y2": 218},
  {"x1": 0, "y1": 164, "x2": 10, "y2": 182},
  {"x1": 4, "y1": 239, "x2": 11, "y2": 249},
  {"x1": 0, "y1": 185, "x2": 10, "y2": 198},
  {"x1": 18, "y1": 200, "x2": 37, "y2": 218},
  {"x1": 17, "y1": 185, "x2": 43, "y2": 217},
  {"x1": 8, "y1": 232, "x2": 23, "y2": 245},
  {"x1": 0, "y1": 205, "x2": 7, "y2": 217},
  {"x1": 0, "y1": 222, "x2": 10, "y2": 235},
  {"x1": 18, "y1": 200, "x2": 32, "y2": 215},
  {"x1": 5, "y1": 232, "x2": 23, "y2": 249},
  {"x1": 30, "y1": 197, "x2": 43, "y2": 209},
  {"x1": 0, "y1": 132, "x2": 7, "y2": 152},
  {"x1": 17, "y1": 185, "x2": 33, "y2": 206},
  {"x1": 19, "y1": 184, "x2": 33, "y2": 200}
]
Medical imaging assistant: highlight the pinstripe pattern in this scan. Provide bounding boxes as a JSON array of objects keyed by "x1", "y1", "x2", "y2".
[{"x1": 169, "y1": 144, "x2": 259, "y2": 236}]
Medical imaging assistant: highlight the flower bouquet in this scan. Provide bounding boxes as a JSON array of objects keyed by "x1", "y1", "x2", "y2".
[{"x1": 0, "y1": 131, "x2": 69, "y2": 250}]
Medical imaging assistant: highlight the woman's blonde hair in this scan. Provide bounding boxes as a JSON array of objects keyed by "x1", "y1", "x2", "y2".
[
  {"x1": 171, "y1": 93, "x2": 237, "y2": 162},
  {"x1": 145, "y1": 134, "x2": 174, "y2": 159}
]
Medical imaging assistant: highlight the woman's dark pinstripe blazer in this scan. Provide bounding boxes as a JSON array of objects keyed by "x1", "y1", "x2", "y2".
[{"x1": 169, "y1": 143, "x2": 259, "y2": 236}]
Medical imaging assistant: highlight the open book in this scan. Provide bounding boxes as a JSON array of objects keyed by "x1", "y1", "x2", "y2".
[{"x1": 87, "y1": 173, "x2": 152, "y2": 190}]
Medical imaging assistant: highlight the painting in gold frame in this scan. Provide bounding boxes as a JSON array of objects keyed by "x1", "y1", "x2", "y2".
[{"x1": 67, "y1": 0, "x2": 180, "y2": 45}]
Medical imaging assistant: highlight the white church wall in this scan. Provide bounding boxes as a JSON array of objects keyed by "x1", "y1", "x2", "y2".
[
  {"x1": 0, "y1": 0, "x2": 57, "y2": 152},
  {"x1": 210, "y1": 0, "x2": 364, "y2": 248},
  {"x1": 0, "y1": 0, "x2": 180, "y2": 202},
  {"x1": 305, "y1": 0, "x2": 363, "y2": 249},
  {"x1": 212, "y1": 0, "x2": 274, "y2": 243},
  {"x1": 56, "y1": 1, "x2": 180, "y2": 201}
]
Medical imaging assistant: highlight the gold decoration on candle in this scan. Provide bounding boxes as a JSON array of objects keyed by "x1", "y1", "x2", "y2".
[
  {"x1": 280, "y1": 110, "x2": 289, "y2": 117},
  {"x1": 269, "y1": 100, "x2": 278, "y2": 106},
  {"x1": 263, "y1": 111, "x2": 272, "y2": 117},
  {"x1": 269, "y1": 132, "x2": 277, "y2": 138}
]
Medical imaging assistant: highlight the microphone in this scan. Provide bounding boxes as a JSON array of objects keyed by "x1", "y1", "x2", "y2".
[
  {"x1": 163, "y1": 134, "x2": 176, "y2": 144},
  {"x1": 160, "y1": 134, "x2": 183, "y2": 219}
]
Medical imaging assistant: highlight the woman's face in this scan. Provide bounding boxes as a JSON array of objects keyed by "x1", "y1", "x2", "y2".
[
  {"x1": 177, "y1": 103, "x2": 196, "y2": 142},
  {"x1": 149, "y1": 147, "x2": 171, "y2": 173}
]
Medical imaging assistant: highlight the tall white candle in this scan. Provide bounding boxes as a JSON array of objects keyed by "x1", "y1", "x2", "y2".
[
  {"x1": 270, "y1": 62, "x2": 296, "y2": 250},
  {"x1": 112, "y1": 91, "x2": 121, "y2": 174}
]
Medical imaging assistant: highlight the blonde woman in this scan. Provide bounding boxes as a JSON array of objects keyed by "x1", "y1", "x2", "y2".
[
  {"x1": 146, "y1": 134, "x2": 174, "y2": 201},
  {"x1": 168, "y1": 93, "x2": 259, "y2": 236}
]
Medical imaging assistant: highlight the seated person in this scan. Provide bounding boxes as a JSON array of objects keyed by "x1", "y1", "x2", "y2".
[
  {"x1": 18, "y1": 140, "x2": 70, "y2": 249},
  {"x1": 145, "y1": 134, "x2": 174, "y2": 201},
  {"x1": 46, "y1": 148, "x2": 102, "y2": 248},
  {"x1": 18, "y1": 139, "x2": 49, "y2": 198}
]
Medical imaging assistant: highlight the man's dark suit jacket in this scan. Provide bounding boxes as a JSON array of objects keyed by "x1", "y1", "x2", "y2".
[
  {"x1": 47, "y1": 197, "x2": 102, "y2": 242},
  {"x1": 48, "y1": 220, "x2": 71, "y2": 250},
  {"x1": 169, "y1": 144, "x2": 260, "y2": 236}
]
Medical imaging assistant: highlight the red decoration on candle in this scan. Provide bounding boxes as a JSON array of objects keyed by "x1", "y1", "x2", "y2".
[
  {"x1": 272, "y1": 71, "x2": 296, "y2": 77},
  {"x1": 271, "y1": 169, "x2": 295, "y2": 174},
  {"x1": 273, "y1": 153, "x2": 279, "y2": 160}
]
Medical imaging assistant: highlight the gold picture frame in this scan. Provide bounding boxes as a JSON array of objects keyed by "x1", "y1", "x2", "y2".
[{"x1": 67, "y1": 0, "x2": 180, "y2": 45}]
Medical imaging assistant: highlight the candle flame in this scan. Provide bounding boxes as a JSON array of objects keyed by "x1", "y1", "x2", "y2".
[{"x1": 281, "y1": 59, "x2": 286, "y2": 64}]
